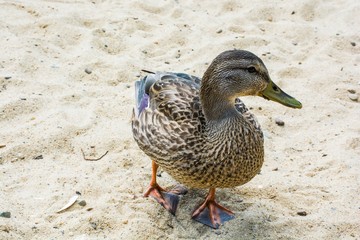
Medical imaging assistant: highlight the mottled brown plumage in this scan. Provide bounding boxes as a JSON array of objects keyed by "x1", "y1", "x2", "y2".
[{"x1": 132, "y1": 49, "x2": 302, "y2": 228}]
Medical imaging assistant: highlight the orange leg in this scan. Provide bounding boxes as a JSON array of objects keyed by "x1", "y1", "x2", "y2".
[
  {"x1": 143, "y1": 160, "x2": 186, "y2": 215},
  {"x1": 143, "y1": 161, "x2": 165, "y2": 196},
  {"x1": 192, "y1": 188, "x2": 234, "y2": 229}
]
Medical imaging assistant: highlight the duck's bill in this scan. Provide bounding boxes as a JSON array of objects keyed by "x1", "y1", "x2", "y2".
[{"x1": 259, "y1": 80, "x2": 302, "y2": 109}]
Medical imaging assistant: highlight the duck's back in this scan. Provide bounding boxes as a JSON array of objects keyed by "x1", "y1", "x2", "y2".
[{"x1": 133, "y1": 72, "x2": 206, "y2": 162}]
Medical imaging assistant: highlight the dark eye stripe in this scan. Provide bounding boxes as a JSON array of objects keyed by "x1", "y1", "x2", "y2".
[{"x1": 247, "y1": 67, "x2": 256, "y2": 73}]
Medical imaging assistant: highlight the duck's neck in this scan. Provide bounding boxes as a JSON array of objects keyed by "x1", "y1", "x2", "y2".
[{"x1": 200, "y1": 76, "x2": 239, "y2": 122}]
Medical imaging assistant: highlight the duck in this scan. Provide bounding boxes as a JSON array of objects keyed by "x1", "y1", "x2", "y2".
[{"x1": 132, "y1": 49, "x2": 302, "y2": 229}]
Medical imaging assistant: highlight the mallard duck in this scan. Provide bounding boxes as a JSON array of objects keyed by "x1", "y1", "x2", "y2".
[{"x1": 132, "y1": 50, "x2": 302, "y2": 229}]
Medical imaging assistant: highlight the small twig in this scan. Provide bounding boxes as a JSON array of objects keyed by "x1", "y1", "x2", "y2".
[
  {"x1": 81, "y1": 148, "x2": 108, "y2": 161},
  {"x1": 141, "y1": 69, "x2": 155, "y2": 74},
  {"x1": 0, "y1": 145, "x2": 6, "y2": 148}
]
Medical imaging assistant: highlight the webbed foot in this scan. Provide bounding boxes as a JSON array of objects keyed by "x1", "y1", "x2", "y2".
[
  {"x1": 144, "y1": 161, "x2": 187, "y2": 215},
  {"x1": 144, "y1": 184, "x2": 180, "y2": 215},
  {"x1": 192, "y1": 188, "x2": 234, "y2": 229}
]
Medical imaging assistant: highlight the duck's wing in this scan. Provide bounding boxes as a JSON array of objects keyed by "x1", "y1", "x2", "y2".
[
  {"x1": 235, "y1": 98, "x2": 262, "y2": 136},
  {"x1": 132, "y1": 72, "x2": 205, "y2": 162}
]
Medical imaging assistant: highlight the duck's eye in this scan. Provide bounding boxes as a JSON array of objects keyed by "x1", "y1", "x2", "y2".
[{"x1": 247, "y1": 67, "x2": 257, "y2": 73}]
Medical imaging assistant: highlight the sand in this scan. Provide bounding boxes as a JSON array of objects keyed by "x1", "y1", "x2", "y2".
[{"x1": 0, "y1": 0, "x2": 359, "y2": 239}]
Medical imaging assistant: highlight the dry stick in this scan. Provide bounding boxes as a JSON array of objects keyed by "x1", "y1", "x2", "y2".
[
  {"x1": 81, "y1": 148, "x2": 109, "y2": 161},
  {"x1": 0, "y1": 145, "x2": 6, "y2": 148},
  {"x1": 141, "y1": 69, "x2": 155, "y2": 74}
]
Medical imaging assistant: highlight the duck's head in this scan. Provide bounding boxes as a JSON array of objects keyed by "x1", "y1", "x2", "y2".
[{"x1": 202, "y1": 50, "x2": 302, "y2": 109}]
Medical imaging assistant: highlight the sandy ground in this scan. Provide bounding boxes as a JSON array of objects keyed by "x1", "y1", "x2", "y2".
[{"x1": 0, "y1": 0, "x2": 359, "y2": 239}]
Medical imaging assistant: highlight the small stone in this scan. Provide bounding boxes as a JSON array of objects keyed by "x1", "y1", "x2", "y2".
[
  {"x1": 85, "y1": 68, "x2": 92, "y2": 74},
  {"x1": 34, "y1": 155, "x2": 43, "y2": 160},
  {"x1": 122, "y1": 220, "x2": 128, "y2": 224},
  {"x1": 4, "y1": 76, "x2": 12, "y2": 80},
  {"x1": 275, "y1": 118, "x2": 285, "y2": 126},
  {"x1": 347, "y1": 89, "x2": 356, "y2": 94},
  {"x1": 297, "y1": 211, "x2": 307, "y2": 216},
  {"x1": 164, "y1": 61, "x2": 170, "y2": 64},
  {"x1": 0, "y1": 212, "x2": 11, "y2": 218},
  {"x1": 216, "y1": 29, "x2": 223, "y2": 34},
  {"x1": 90, "y1": 222, "x2": 97, "y2": 230},
  {"x1": 34, "y1": 218, "x2": 42, "y2": 224},
  {"x1": 78, "y1": 200, "x2": 87, "y2": 206},
  {"x1": 272, "y1": 167, "x2": 279, "y2": 171},
  {"x1": 348, "y1": 93, "x2": 358, "y2": 101},
  {"x1": 350, "y1": 42, "x2": 356, "y2": 47},
  {"x1": 291, "y1": 11, "x2": 296, "y2": 15}
]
